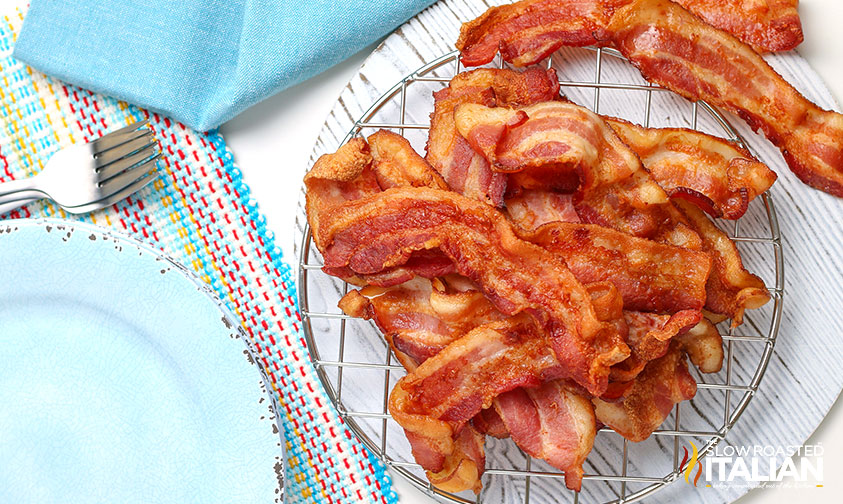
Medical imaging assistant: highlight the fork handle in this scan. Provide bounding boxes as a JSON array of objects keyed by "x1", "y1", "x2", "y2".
[
  {"x1": 0, "y1": 177, "x2": 41, "y2": 202},
  {"x1": 0, "y1": 192, "x2": 41, "y2": 216},
  {"x1": 0, "y1": 177, "x2": 43, "y2": 215}
]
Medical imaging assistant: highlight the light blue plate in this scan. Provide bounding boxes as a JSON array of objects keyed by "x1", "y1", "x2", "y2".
[{"x1": 0, "y1": 219, "x2": 284, "y2": 503}]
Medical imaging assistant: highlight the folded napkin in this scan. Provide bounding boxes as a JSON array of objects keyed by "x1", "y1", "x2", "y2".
[
  {"x1": 1, "y1": 3, "x2": 399, "y2": 502},
  {"x1": 13, "y1": 0, "x2": 436, "y2": 131}
]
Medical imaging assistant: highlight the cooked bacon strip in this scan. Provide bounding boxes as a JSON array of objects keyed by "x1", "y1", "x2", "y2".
[
  {"x1": 473, "y1": 407, "x2": 510, "y2": 439},
  {"x1": 594, "y1": 342, "x2": 697, "y2": 442},
  {"x1": 338, "y1": 277, "x2": 505, "y2": 371},
  {"x1": 454, "y1": 102, "x2": 635, "y2": 178},
  {"x1": 606, "y1": 118, "x2": 777, "y2": 219},
  {"x1": 671, "y1": 0, "x2": 802, "y2": 53},
  {"x1": 494, "y1": 381, "x2": 596, "y2": 491},
  {"x1": 506, "y1": 190, "x2": 580, "y2": 229},
  {"x1": 610, "y1": 310, "x2": 701, "y2": 383},
  {"x1": 519, "y1": 222, "x2": 711, "y2": 313},
  {"x1": 426, "y1": 68, "x2": 561, "y2": 206},
  {"x1": 675, "y1": 200, "x2": 770, "y2": 325},
  {"x1": 676, "y1": 317, "x2": 724, "y2": 373},
  {"x1": 454, "y1": 101, "x2": 701, "y2": 248},
  {"x1": 427, "y1": 87, "x2": 504, "y2": 205},
  {"x1": 456, "y1": 0, "x2": 800, "y2": 68},
  {"x1": 452, "y1": 67, "x2": 562, "y2": 106},
  {"x1": 368, "y1": 130, "x2": 449, "y2": 190},
  {"x1": 425, "y1": 425, "x2": 487, "y2": 493},
  {"x1": 305, "y1": 138, "x2": 380, "y2": 249},
  {"x1": 338, "y1": 278, "x2": 494, "y2": 493},
  {"x1": 306, "y1": 131, "x2": 465, "y2": 286},
  {"x1": 389, "y1": 316, "x2": 563, "y2": 482},
  {"x1": 306, "y1": 131, "x2": 450, "y2": 247},
  {"x1": 337, "y1": 250, "x2": 457, "y2": 288},
  {"x1": 318, "y1": 187, "x2": 629, "y2": 395},
  {"x1": 610, "y1": 0, "x2": 843, "y2": 197},
  {"x1": 456, "y1": 0, "x2": 617, "y2": 67}
]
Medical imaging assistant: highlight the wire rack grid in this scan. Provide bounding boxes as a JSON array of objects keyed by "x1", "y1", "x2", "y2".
[{"x1": 297, "y1": 47, "x2": 784, "y2": 504}]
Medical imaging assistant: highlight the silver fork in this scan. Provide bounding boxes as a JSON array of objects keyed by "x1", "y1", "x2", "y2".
[{"x1": 0, "y1": 119, "x2": 160, "y2": 215}]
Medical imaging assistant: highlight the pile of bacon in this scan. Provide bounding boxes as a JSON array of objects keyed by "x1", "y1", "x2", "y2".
[{"x1": 305, "y1": 0, "x2": 838, "y2": 495}]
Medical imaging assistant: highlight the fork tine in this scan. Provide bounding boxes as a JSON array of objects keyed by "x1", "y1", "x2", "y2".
[
  {"x1": 97, "y1": 127, "x2": 152, "y2": 152},
  {"x1": 91, "y1": 119, "x2": 150, "y2": 153},
  {"x1": 94, "y1": 133, "x2": 156, "y2": 167},
  {"x1": 99, "y1": 154, "x2": 161, "y2": 195},
  {"x1": 97, "y1": 143, "x2": 158, "y2": 181},
  {"x1": 63, "y1": 172, "x2": 159, "y2": 215}
]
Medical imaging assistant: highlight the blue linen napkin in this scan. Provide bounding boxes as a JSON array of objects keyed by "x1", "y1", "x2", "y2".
[{"x1": 13, "y1": 0, "x2": 436, "y2": 131}]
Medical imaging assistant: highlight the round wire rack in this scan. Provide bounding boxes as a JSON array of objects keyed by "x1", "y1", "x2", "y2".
[{"x1": 298, "y1": 47, "x2": 784, "y2": 504}]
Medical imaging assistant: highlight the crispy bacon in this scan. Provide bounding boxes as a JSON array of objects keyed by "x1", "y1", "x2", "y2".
[
  {"x1": 427, "y1": 86, "x2": 504, "y2": 205},
  {"x1": 457, "y1": 0, "x2": 839, "y2": 197},
  {"x1": 518, "y1": 222, "x2": 710, "y2": 313},
  {"x1": 389, "y1": 316, "x2": 562, "y2": 479},
  {"x1": 493, "y1": 381, "x2": 596, "y2": 490},
  {"x1": 307, "y1": 131, "x2": 465, "y2": 286},
  {"x1": 454, "y1": 101, "x2": 701, "y2": 248},
  {"x1": 670, "y1": 0, "x2": 802, "y2": 53},
  {"x1": 594, "y1": 342, "x2": 697, "y2": 442},
  {"x1": 305, "y1": 138, "x2": 380, "y2": 249},
  {"x1": 606, "y1": 118, "x2": 777, "y2": 219},
  {"x1": 426, "y1": 68, "x2": 561, "y2": 206},
  {"x1": 452, "y1": 101, "x2": 767, "y2": 324},
  {"x1": 456, "y1": 67, "x2": 562, "y2": 106},
  {"x1": 506, "y1": 190, "x2": 580, "y2": 229},
  {"x1": 456, "y1": 0, "x2": 618, "y2": 67},
  {"x1": 306, "y1": 131, "x2": 450, "y2": 249},
  {"x1": 506, "y1": 190, "x2": 579, "y2": 227},
  {"x1": 368, "y1": 130, "x2": 449, "y2": 190},
  {"x1": 318, "y1": 187, "x2": 630, "y2": 395},
  {"x1": 610, "y1": 0, "x2": 843, "y2": 197},
  {"x1": 473, "y1": 407, "x2": 510, "y2": 439},
  {"x1": 676, "y1": 317, "x2": 724, "y2": 373},
  {"x1": 611, "y1": 310, "x2": 701, "y2": 383},
  {"x1": 454, "y1": 102, "x2": 635, "y2": 179},
  {"x1": 339, "y1": 277, "x2": 493, "y2": 493},
  {"x1": 675, "y1": 200, "x2": 770, "y2": 325},
  {"x1": 425, "y1": 425, "x2": 487, "y2": 493},
  {"x1": 456, "y1": 0, "x2": 800, "y2": 69},
  {"x1": 338, "y1": 277, "x2": 505, "y2": 371},
  {"x1": 343, "y1": 250, "x2": 456, "y2": 287}
]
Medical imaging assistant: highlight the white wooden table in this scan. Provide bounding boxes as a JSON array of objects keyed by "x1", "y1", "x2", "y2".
[{"x1": 220, "y1": 1, "x2": 843, "y2": 502}]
